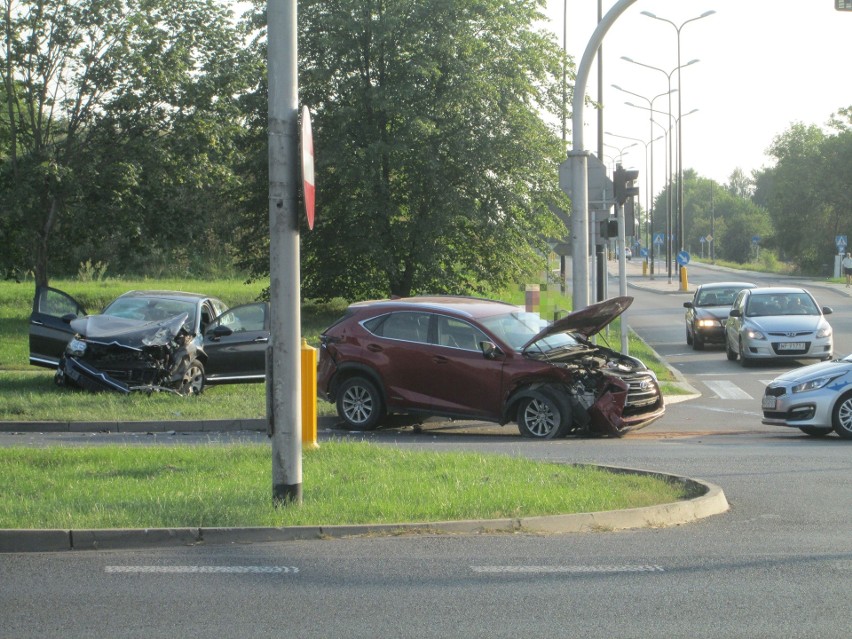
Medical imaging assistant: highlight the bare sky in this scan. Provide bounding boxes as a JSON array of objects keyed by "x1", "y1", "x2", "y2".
[{"x1": 545, "y1": 0, "x2": 852, "y2": 188}]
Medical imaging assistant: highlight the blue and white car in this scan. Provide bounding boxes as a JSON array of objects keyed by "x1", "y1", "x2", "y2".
[{"x1": 763, "y1": 357, "x2": 852, "y2": 438}]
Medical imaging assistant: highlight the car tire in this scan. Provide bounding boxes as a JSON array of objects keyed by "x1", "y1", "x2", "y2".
[
  {"x1": 739, "y1": 339, "x2": 751, "y2": 367},
  {"x1": 178, "y1": 359, "x2": 205, "y2": 395},
  {"x1": 799, "y1": 426, "x2": 832, "y2": 437},
  {"x1": 686, "y1": 327, "x2": 693, "y2": 346},
  {"x1": 517, "y1": 391, "x2": 570, "y2": 440},
  {"x1": 337, "y1": 376, "x2": 384, "y2": 430},
  {"x1": 693, "y1": 333, "x2": 705, "y2": 351},
  {"x1": 726, "y1": 338, "x2": 738, "y2": 361},
  {"x1": 832, "y1": 392, "x2": 852, "y2": 439}
]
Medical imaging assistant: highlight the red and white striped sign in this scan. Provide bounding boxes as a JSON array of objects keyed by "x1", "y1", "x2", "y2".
[{"x1": 301, "y1": 106, "x2": 315, "y2": 230}]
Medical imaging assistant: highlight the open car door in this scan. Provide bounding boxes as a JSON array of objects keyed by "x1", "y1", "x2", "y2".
[
  {"x1": 29, "y1": 287, "x2": 87, "y2": 368},
  {"x1": 203, "y1": 302, "x2": 270, "y2": 384}
]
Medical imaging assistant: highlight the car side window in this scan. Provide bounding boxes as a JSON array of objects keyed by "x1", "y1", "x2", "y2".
[
  {"x1": 211, "y1": 303, "x2": 267, "y2": 333},
  {"x1": 436, "y1": 316, "x2": 487, "y2": 351},
  {"x1": 39, "y1": 288, "x2": 85, "y2": 318},
  {"x1": 367, "y1": 311, "x2": 430, "y2": 343}
]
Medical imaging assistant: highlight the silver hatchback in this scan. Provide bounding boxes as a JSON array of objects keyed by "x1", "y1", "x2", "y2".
[{"x1": 724, "y1": 286, "x2": 833, "y2": 366}]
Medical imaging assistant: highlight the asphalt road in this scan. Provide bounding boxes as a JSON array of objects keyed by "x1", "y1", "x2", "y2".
[{"x1": 3, "y1": 262, "x2": 852, "y2": 638}]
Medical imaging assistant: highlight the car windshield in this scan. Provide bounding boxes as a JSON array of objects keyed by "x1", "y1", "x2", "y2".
[
  {"x1": 479, "y1": 312, "x2": 582, "y2": 352},
  {"x1": 697, "y1": 289, "x2": 739, "y2": 306},
  {"x1": 746, "y1": 293, "x2": 818, "y2": 317},
  {"x1": 103, "y1": 297, "x2": 197, "y2": 325}
]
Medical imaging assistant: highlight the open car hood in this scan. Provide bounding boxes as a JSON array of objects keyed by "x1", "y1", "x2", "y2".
[
  {"x1": 69, "y1": 313, "x2": 190, "y2": 349},
  {"x1": 521, "y1": 296, "x2": 633, "y2": 352}
]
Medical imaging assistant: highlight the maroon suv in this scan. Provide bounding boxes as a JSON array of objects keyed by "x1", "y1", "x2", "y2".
[{"x1": 317, "y1": 295, "x2": 665, "y2": 439}]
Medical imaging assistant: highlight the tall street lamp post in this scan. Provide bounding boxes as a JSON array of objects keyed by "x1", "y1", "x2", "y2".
[
  {"x1": 611, "y1": 85, "x2": 675, "y2": 277},
  {"x1": 622, "y1": 56, "x2": 697, "y2": 283},
  {"x1": 641, "y1": 10, "x2": 716, "y2": 271}
]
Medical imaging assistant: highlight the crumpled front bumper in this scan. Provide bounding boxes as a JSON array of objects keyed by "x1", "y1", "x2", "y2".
[{"x1": 58, "y1": 356, "x2": 131, "y2": 394}]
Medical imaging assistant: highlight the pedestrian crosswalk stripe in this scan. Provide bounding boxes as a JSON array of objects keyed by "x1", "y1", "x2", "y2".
[{"x1": 703, "y1": 380, "x2": 753, "y2": 400}]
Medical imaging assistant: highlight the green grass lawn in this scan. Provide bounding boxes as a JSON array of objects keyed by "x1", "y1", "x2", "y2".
[{"x1": 0, "y1": 440, "x2": 694, "y2": 529}]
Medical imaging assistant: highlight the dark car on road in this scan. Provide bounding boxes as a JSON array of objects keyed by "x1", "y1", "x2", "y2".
[
  {"x1": 29, "y1": 287, "x2": 269, "y2": 394},
  {"x1": 683, "y1": 281, "x2": 756, "y2": 350},
  {"x1": 317, "y1": 295, "x2": 665, "y2": 439}
]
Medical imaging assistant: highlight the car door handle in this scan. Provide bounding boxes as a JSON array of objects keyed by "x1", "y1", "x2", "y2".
[
  {"x1": 367, "y1": 344, "x2": 383, "y2": 352},
  {"x1": 433, "y1": 355, "x2": 449, "y2": 364},
  {"x1": 253, "y1": 337, "x2": 269, "y2": 343},
  {"x1": 31, "y1": 320, "x2": 45, "y2": 326}
]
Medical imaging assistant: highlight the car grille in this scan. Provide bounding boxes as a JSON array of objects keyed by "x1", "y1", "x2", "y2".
[
  {"x1": 622, "y1": 372, "x2": 661, "y2": 409},
  {"x1": 84, "y1": 346, "x2": 163, "y2": 385},
  {"x1": 767, "y1": 331, "x2": 812, "y2": 337}
]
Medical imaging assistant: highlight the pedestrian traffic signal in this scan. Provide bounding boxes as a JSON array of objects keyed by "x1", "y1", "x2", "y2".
[{"x1": 613, "y1": 164, "x2": 639, "y2": 205}]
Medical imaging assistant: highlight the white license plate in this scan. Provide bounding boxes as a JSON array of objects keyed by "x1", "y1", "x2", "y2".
[
  {"x1": 778, "y1": 342, "x2": 806, "y2": 351},
  {"x1": 762, "y1": 396, "x2": 777, "y2": 409}
]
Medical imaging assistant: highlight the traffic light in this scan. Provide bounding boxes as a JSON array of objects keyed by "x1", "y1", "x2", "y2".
[{"x1": 613, "y1": 164, "x2": 639, "y2": 205}]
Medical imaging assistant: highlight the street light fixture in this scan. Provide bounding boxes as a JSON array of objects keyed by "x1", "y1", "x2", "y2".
[
  {"x1": 621, "y1": 56, "x2": 697, "y2": 283},
  {"x1": 603, "y1": 141, "x2": 637, "y2": 169},
  {"x1": 641, "y1": 10, "x2": 716, "y2": 283},
  {"x1": 611, "y1": 84, "x2": 676, "y2": 277}
]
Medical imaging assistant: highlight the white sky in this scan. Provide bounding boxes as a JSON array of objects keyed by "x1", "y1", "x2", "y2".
[{"x1": 544, "y1": 0, "x2": 852, "y2": 188}]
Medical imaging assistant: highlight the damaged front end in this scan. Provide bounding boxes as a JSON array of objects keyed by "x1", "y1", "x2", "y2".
[
  {"x1": 54, "y1": 313, "x2": 203, "y2": 395},
  {"x1": 554, "y1": 352, "x2": 664, "y2": 437}
]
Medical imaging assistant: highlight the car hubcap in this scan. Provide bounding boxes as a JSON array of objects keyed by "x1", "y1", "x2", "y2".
[
  {"x1": 524, "y1": 399, "x2": 557, "y2": 437},
  {"x1": 343, "y1": 386, "x2": 372, "y2": 424},
  {"x1": 838, "y1": 400, "x2": 852, "y2": 433},
  {"x1": 183, "y1": 366, "x2": 204, "y2": 395}
]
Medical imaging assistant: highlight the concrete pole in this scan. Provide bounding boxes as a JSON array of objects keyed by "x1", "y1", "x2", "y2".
[
  {"x1": 267, "y1": 0, "x2": 302, "y2": 505},
  {"x1": 571, "y1": 0, "x2": 636, "y2": 310}
]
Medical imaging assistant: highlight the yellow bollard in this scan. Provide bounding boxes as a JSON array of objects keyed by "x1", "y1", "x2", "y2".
[
  {"x1": 680, "y1": 266, "x2": 689, "y2": 292},
  {"x1": 300, "y1": 339, "x2": 319, "y2": 449},
  {"x1": 642, "y1": 260, "x2": 648, "y2": 276}
]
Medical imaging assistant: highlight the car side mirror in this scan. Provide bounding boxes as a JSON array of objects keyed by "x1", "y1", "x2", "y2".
[
  {"x1": 479, "y1": 341, "x2": 502, "y2": 360},
  {"x1": 60, "y1": 313, "x2": 77, "y2": 324},
  {"x1": 823, "y1": 306, "x2": 833, "y2": 315},
  {"x1": 683, "y1": 301, "x2": 693, "y2": 309},
  {"x1": 729, "y1": 309, "x2": 741, "y2": 318}
]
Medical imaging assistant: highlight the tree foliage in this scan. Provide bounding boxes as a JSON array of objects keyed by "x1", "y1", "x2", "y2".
[
  {"x1": 239, "y1": 0, "x2": 570, "y2": 300},
  {"x1": 752, "y1": 113, "x2": 852, "y2": 273},
  {"x1": 0, "y1": 0, "x2": 249, "y2": 284}
]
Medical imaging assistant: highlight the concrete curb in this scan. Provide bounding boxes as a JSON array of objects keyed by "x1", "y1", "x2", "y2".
[{"x1": 0, "y1": 469, "x2": 728, "y2": 553}]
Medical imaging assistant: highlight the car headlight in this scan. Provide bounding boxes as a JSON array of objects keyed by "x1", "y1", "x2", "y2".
[
  {"x1": 696, "y1": 318, "x2": 720, "y2": 328},
  {"x1": 817, "y1": 325, "x2": 832, "y2": 339},
  {"x1": 745, "y1": 328, "x2": 766, "y2": 340},
  {"x1": 66, "y1": 338, "x2": 87, "y2": 357},
  {"x1": 792, "y1": 375, "x2": 841, "y2": 393}
]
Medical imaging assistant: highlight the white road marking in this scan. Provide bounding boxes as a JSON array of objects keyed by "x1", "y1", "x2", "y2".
[
  {"x1": 105, "y1": 566, "x2": 298, "y2": 574},
  {"x1": 471, "y1": 565, "x2": 664, "y2": 574},
  {"x1": 703, "y1": 380, "x2": 753, "y2": 400}
]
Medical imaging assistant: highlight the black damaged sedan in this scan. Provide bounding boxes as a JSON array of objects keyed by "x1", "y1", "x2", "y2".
[{"x1": 29, "y1": 288, "x2": 269, "y2": 395}]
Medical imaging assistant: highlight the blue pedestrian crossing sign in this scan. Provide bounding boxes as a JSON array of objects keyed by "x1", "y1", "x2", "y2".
[
  {"x1": 653, "y1": 233, "x2": 664, "y2": 245},
  {"x1": 837, "y1": 235, "x2": 847, "y2": 253}
]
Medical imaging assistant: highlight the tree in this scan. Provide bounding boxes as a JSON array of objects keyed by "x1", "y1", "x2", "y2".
[
  {"x1": 239, "y1": 0, "x2": 570, "y2": 300},
  {"x1": 725, "y1": 167, "x2": 754, "y2": 199},
  {"x1": 758, "y1": 121, "x2": 845, "y2": 273},
  {"x1": 0, "y1": 0, "x2": 248, "y2": 284}
]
